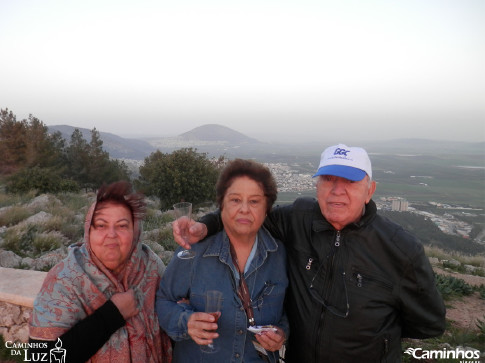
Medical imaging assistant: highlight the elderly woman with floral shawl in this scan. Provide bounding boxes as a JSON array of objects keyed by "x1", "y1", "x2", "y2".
[{"x1": 29, "y1": 181, "x2": 172, "y2": 363}]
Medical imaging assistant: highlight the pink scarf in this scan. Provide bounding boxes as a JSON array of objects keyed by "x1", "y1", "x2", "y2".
[{"x1": 30, "y1": 202, "x2": 172, "y2": 363}]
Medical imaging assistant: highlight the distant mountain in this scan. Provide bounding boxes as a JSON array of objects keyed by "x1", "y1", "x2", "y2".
[
  {"x1": 48, "y1": 125, "x2": 156, "y2": 160},
  {"x1": 47, "y1": 124, "x2": 485, "y2": 165},
  {"x1": 145, "y1": 124, "x2": 269, "y2": 158},
  {"x1": 179, "y1": 124, "x2": 261, "y2": 144},
  {"x1": 47, "y1": 124, "x2": 265, "y2": 161}
]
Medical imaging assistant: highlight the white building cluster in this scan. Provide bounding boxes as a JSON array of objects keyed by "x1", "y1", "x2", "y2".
[
  {"x1": 264, "y1": 163, "x2": 314, "y2": 192},
  {"x1": 412, "y1": 211, "x2": 474, "y2": 239},
  {"x1": 376, "y1": 198, "x2": 478, "y2": 241}
]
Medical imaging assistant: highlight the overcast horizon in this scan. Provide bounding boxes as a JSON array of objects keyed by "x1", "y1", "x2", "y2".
[{"x1": 1, "y1": 0, "x2": 484, "y2": 143}]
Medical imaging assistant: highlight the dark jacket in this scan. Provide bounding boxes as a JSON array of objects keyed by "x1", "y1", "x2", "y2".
[
  {"x1": 202, "y1": 197, "x2": 446, "y2": 363},
  {"x1": 265, "y1": 197, "x2": 446, "y2": 363}
]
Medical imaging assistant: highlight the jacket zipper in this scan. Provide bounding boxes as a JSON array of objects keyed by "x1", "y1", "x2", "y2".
[
  {"x1": 383, "y1": 337, "x2": 389, "y2": 362},
  {"x1": 315, "y1": 230, "x2": 341, "y2": 363},
  {"x1": 323, "y1": 231, "x2": 341, "y2": 297}
]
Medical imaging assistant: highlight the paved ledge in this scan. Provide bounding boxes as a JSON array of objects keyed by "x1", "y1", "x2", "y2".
[{"x1": 0, "y1": 267, "x2": 47, "y2": 308}]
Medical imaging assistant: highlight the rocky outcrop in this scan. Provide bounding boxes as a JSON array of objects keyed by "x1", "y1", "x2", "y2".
[
  {"x1": 0, "y1": 251, "x2": 22, "y2": 269},
  {"x1": 0, "y1": 302, "x2": 31, "y2": 343},
  {"x1": 0, "y1": 248, "x2": 67, "y2": 271}
]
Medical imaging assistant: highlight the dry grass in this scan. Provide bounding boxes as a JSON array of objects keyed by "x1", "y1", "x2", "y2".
[
  {"x1": 0, "y1": 206, "x2": 32, "y2": 227},
  {"x1": 425, "y1": 245, "x2": 485, "y2": 268}
]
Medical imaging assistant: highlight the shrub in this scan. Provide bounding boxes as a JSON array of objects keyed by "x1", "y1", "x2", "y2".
[
  {"x1": 442, "y1": 260, "x2": 467, "y2": 274},
  {"x1": 435, "y1": 274, "x2": 474, "y2": 300},
  {"x1": 153, "y1": 227, "x2": 178, "y2": 252},
  {"x1": 2, "y1": 225, "x2": 37, "y2": 257},
  {"x1": 0, "y1": 192, "x2": 28, "y2": 208},
  {"x1": 472, "y1": 268, "x2": 485, "y2": 277},
  {"x1": 2, "y1": 226, "x2": 64, "y2": 258},
  {"x1": 477, "y1": 284, "x2": 485, "y2": 299},
  {"x1": 40, "y1": 213, "x2": 83, "y2": 243},
  {"x1": 137, "y1": 148, "x2": 223, "y2": 210},
  {"x1": 6, "y1": 167, "x2": 79, "y2": 195},
  {"x1": 143, "y1": 209, "x2": 174, "y2": 232},
  {"x1": 56, "y1": 192, "x2": 92, "y2": 211},
  {"x1": 0, "y1": 205, "x2": 31, "y2": 226},
  {"x1": 32, "y1": 233, "x2": 62, "y2": 255}
]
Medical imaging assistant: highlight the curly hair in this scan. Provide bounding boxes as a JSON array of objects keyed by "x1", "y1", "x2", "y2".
[
  {"x1": 215, "y1": 159, "x2": 277, "y2": 214},
  {"x1": 94, "y1": 181, "x2": 146, "y2": 222}
]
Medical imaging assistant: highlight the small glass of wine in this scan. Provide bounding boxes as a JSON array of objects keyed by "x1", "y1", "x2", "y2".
[
  {"x1": 173, "y1": 202, "x2": 196, "y2": 259},
  {"x1": 200, "y1": 290, "x2": 223, "y2": 353}
]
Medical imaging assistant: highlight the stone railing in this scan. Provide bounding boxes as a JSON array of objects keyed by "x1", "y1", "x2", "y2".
[{"x1": 0, "y1": 267, "x2": 47, "y2": 343}]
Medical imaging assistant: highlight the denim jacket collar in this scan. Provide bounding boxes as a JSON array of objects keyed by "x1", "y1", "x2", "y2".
[{"x1": 203, "y1": 226, "x2": 279, "y2": 278}]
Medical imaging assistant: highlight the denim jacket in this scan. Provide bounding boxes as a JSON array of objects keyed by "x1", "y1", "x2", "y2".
[{"x1": 156, "y1": 227, "x2": 289, "y2": 363}]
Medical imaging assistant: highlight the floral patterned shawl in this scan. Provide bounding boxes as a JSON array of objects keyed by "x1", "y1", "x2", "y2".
[{"x1": 30, "y1": 201, "x2": 172, "y2": 363}]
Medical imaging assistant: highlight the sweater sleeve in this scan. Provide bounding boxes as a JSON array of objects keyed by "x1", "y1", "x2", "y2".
[{"x1": 29, "y1": 300, "x2": 126, "y2": 363}]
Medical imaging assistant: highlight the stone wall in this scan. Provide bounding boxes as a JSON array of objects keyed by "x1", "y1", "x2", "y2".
[
  {"x1": 0, "y1": 267, "x2": 47, "y2": 344},
  {"x1": 0, "y1": 302, "x2": 31, "y2": 343}
]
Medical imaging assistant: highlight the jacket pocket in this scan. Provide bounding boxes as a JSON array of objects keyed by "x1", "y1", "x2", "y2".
[
  {"x1": 351, "y1": 267, "x2": 393, "y2": 291},
  {"x1": 251, "y1": 280, "x2": 286, "y2": 325},
  {"x1": 347, "y1": 267, "x2": 396, "y2": 333}
]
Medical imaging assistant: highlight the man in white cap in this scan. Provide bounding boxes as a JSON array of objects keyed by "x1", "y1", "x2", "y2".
[{"x1": 173, "y1": 144, "x2": 446, "y2": 362}]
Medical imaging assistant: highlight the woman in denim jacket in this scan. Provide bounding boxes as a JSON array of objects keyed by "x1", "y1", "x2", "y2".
[{"x1": 156, "y1": 159, "x2": 289, "y2": 363}]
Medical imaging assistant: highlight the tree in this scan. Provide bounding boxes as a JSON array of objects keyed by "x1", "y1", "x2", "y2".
[
  {"x1": 66, "y1": 129, "x2": 91, "y2": 190},
  {"x1": 66, "y1": 128, "x2": 130, "y2": 191},
  {"x1": 6, "y1": 166, "x2": 79, "y2": 194},
  {"x1": 1, "y1": 109, "x2": 70, "y2": 173},
  {"x1": 0, "y1": 108, "x2": 28, "y2": 174},
  {"x1": 87, "y1": 128, "x2": 110, "y2": 190},
  {"x1": 137, "y1": 148, "x2": 224, "y2": 210},
  {"x1": 24, "y1": 114, "x2": 67, "y2": 170},
  {"x1": 103, "y1": 158, "x2": 131, "y2": 185},
  {"x1": 1, "y1": 110, "x2": 129, "y2": 193},
  {"x1": 87, "y1": 128, "x2": 130, "y2": 190}
]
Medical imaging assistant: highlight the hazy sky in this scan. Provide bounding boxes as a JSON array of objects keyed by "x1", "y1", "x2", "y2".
[{"x1": 1, "y1": 0, "x2": 484, "y2": 143}]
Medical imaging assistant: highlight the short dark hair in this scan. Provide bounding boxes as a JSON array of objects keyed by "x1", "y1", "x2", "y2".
[
  {"x1": 94, "y1": 181, "x2": 146, "y2": 222},
  {"x1": 215, "y1": 159, "x2": 277, "y2": 214}
]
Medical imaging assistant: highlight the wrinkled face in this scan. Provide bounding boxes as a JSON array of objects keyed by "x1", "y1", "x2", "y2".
[
  {"x1": 89, "y1": 202, "x2": 134, "y2": 274},
  {"x1": 221, "y1": 176, "x2": 267, "y2": 241},
  {"x1": 316, "y1": 175, "x2": 376, "y2": 231}
]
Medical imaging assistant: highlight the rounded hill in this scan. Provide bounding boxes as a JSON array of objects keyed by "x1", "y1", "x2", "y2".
[{"x1": 179, "y1": 124, "x2": 261, "y2": 144}]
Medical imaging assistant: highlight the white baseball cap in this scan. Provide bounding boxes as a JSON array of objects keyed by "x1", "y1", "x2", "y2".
[{"x1": 313, "y1": 144, "x2": 372, "y2": 181}]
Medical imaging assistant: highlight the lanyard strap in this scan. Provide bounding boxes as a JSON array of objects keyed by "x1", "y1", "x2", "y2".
[{"x1": 229, "y1": 244, "x2": 255, "y2": 326}]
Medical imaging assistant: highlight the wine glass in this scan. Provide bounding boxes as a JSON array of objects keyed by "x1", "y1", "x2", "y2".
[
  {"x1": 200, "y1": 290, "x2": 223, "y2": 353},
  {"x1": 173, "y1": 202, "x2": 196, "y2": 259}
]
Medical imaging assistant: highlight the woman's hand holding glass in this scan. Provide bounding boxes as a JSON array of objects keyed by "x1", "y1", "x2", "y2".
[
  {"x1": 172, "y1": 219, "x2": 208, "y2": 250},
  {"x1": 186, "y1": 290, "x2": 223, "y2": 353},
  {"x1": 186, "y1": 311, "x2": 219, "y2": 347}
]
